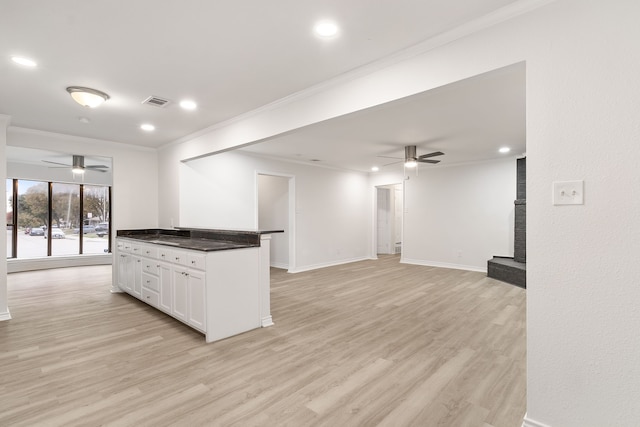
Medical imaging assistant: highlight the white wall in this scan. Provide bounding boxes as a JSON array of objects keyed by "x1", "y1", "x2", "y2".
[
  {"x1": 258, "y1": 174, "x2": 289, "y2": 268},
  {"x1": 161, "y1": 1, "x2": 640, "y2": 425},
  {"x1": 0, "y1": 115, "x2": 10, "y2": 320},
  {"x1": 180, "y1": 151, "x2": 371, "y2": 272},
  {"x1": 403, "y1": 158, "x2": 515, "y2": 272}
]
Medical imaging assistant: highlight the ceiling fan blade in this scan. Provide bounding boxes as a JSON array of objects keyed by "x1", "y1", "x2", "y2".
[
  {"x1": 376, "y1": 155, "x2": 402, "y2": 160},
  {"x1": 418, "y1": 151, "x2": 444, "y2": 159},
  {"x1": 382, "y1": 160, "x2": 403, "y2": 166},
  {"x1": 86, "y1": 165, "x2": 109, "y2": 169},
  {"x1": 86, "y1": 168, "x2": 107, "y2": 173},
  {"x1": 42, "y1": 160, "x2": 72, "y2": 167},
  {"x1": 417, "y1": 159, "x2": 440, "y2": 164}
]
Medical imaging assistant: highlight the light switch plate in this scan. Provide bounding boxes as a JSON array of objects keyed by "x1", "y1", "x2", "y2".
[{"x1": 553, "y1": 180, "x2": 584, "y2": 205}]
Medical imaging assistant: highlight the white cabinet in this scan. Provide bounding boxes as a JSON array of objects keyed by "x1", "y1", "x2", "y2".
[
  {"x1": 187, "y1": 270, "x2": 206, "y2": 331},
  {"x1": 115, "y1": 236, "x2": 265, "y2": 342},
  {"x1": 172, "y1": 267, "x2": 189, "y2": 322}
]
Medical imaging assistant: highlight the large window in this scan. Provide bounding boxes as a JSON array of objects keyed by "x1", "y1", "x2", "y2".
[{"x1": 6, "y1": 179, "x2": 111, "y2": 259}]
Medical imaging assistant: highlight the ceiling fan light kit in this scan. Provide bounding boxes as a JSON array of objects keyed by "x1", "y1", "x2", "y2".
[
  {"x1": 42, "y1": 155, "x2": 109, "y2": 174},
  {"x1": 66, "y1": 86, "x2": 110, "y2": 108}
]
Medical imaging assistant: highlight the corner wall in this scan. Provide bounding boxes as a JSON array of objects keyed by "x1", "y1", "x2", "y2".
[
  {"x1": 0, "y1": 115, "x2": 11, "y2": 320},
  {"x1": 179, "y1": 151, "x2": 370, "y2": 272},
  {"x1": 403, "y1": 158, "x2": 516, "y2": 272}
]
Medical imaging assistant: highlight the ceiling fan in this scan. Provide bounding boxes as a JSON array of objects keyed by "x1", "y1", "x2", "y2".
[
  {"x1": 43, "y1": 155, "x2": 109, "y2": 173},
  {"x1": 378, "y1": 145, "x2": 444, "y2": 168}
]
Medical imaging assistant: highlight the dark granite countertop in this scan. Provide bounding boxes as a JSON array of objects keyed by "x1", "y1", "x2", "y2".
[{"x1": 117, "y1": 228, "x2": 283, "y2": 252}]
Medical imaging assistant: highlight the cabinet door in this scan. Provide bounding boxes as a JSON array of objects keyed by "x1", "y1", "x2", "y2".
[
  {"x1": 133, "y1": 257, "x2": 143, "y2": 298},
  {"x1": 119, "y1": 254, "x2": 134, "y2": 294},
  {"x1": 117, "y1": 253, "x2": 128, "y2": 290},
  {"x1": 172, "y1": 268, "x2": 189, "y2": 322},
  {"x1": 158, "y1": 263, "x2": 172, "y2": 314},
  {"x1": 188, "y1": 270, "x2": 206, "y2": 332}
]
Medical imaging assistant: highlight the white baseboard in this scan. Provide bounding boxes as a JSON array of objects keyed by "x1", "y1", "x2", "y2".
[
  {"x1": 401, "y1": 257, "x2": 487, "y2": 273},
  {"x1": 288, "y1": 256, "x2": 372, "y2": 274},
  {"x1": 270, "y1": 262, "x2": 289, "y2": 270},
  {"x1": 8, "y1": 254, "x2": 112, "y2": 273},
  {"x1": 261, "y1": 316, "x2": 274, "y2": 327},
  {"x1": 0, "y1": 310, "x2": 12, "y2": 321},
  {"x1": 522, "y1": 413, "x2": 552, "y2": 427}
]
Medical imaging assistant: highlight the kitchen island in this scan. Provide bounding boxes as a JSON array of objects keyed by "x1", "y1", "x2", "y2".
[{"x1": 113, "y1": 228, "x2": 282, "y2": 343}]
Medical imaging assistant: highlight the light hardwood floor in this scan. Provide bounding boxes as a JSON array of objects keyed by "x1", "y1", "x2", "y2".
[{"x1": 0, "y1": 255, "x2": 526, "y2": 426}]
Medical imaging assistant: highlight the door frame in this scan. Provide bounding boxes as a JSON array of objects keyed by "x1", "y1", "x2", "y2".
[
  {"x1": 372, "y1": 182, "x2": 404, "y2": 259},
  {"x1": 255, "y1": 171, "x2": 296, "y2": 272}
]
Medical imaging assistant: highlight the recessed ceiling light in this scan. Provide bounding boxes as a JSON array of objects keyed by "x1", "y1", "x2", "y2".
[
  {"x1": 11, "y1": 56, "x2": 37, "y2": 67},
  {"x1": 179, "y1": 100, "x2": 197, "y2": 110},
  {"x1": 499, "y1": 147, "x2": 511, "y2": 153},
  {"x1": 314, "y1": 20, "x2": 339, "y2": 38},
  {"x1": 140, "y1": 123, "x2": 155, "y2": 131},
  {"x1": 371, "y1": 166, "x2": 379, "y2": 172}
]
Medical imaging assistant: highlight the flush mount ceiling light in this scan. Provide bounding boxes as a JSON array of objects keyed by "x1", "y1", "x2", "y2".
[
  {"x1": 371, "y1": 166, "x2": 379, "y2": 172},
  {"x1": 499, "y1": 147, "x2": 511, "y2": 153},
  {"x1": 140, "y1": 123, "x2": 155, "y2": 131},
  {"x1": 66, "y1": 86, "x2": 110, "y2": 108},
  {"x1": 314, "y1": 20, "x2": 339, "y2": 38},
  {"x1": 11, "y1": 56, "x2": 37, "y2": 67}
]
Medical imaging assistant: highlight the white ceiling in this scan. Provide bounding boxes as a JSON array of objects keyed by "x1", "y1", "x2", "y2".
[{"x1": 1, "y1": 0, "x2": 525, "y2": 169}]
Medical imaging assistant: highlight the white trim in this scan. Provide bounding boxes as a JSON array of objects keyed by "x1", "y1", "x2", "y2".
[
  {"x1": 288, "y1": 256, "x2": 372, "y2": 274},
  {"x1": 269, "y1": 262, "x2": 289, "y2": 270},
  {"x1": 0, "y1": 310, "x2": 11, "y2": 322},
  {"x1": 261, "y1": 315, "x2": 274, "y2": 328},
  {"x1": 401, "y1": 257, "x2": 486, "y2": 273},
  {"x1": 8, "y1": 254, "x2": 112, "y2": 273},
  {"x1": 522, "y1": 414, "x2": 552, "y2": 427},
  {"x1": 255, "y1": 170, "x2": 296, "y2": 272}
]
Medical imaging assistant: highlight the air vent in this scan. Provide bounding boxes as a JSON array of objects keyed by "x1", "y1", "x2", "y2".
[{"x1": 142, "y1": 96, "x2": 170, "y2": 108}]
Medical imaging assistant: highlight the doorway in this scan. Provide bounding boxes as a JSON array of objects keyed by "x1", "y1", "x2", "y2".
[
  {"x1": 257, "y1": 173, "x2": 295, "y2": 271},
  {"x1": 376, "y1": 183, "x2": 403, "y2": 256}
]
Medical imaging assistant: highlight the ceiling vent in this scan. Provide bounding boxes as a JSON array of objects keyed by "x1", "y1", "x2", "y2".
[{"x1": 142, "y1": 96, "x2": 170, "y2": 108}]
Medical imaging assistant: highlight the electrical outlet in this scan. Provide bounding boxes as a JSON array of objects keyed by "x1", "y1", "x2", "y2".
[{"x1": 553, "y1": 180, "x2": 584, "y2": 205}]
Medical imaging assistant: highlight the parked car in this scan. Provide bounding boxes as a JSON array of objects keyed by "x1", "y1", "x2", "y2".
[
  {"x1": 95, "y1": 222, "x2": 109, "y2": 237},
  {"x1": 46, "y1": 228, "x2": 66, "y2": 239},
  {"x1": 73, "y1": 225, "x2": 96, "y2": 234},
  {"x1": 29, "y1": 227, "x2": 44, "y2": 236}
]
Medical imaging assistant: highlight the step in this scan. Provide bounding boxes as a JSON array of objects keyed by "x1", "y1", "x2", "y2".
[{"x1": 487, "y1": 256, "x2": 526, "y2": 289}]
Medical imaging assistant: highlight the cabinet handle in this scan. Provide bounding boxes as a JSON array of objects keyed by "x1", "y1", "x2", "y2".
[
  {"x1": 175, "y1": 257, "x2": 180, "y2": 261},
  {"x1": 191, "y1": 260, "x2": 196, "y2": 264},
  {"x1": 146, "y1": 296, "x2": 151, "y2": 300},
  {"x1": 137, "y1": 260, "x2": 141, "y2": 263},
  {"x1": 146, "y1": 280, "x2": 150, "y2": 284}
]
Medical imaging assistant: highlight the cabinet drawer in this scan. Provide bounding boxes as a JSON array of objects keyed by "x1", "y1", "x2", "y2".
[
  {"x1": 187, "y1": 252, "x2": 206, "y2": 270},
  {"x1": 140, "y1": 245, "x2": 158, "y2": 259},
  {"x1": 171, "y1": 251, "x2": 188, "y2": 266},
  {"x1": 142, "y1": 260, "x2": 159, "y2": 275},
  {"x1": 142, "y1": 273, "x2": 159, "y2": 292},
  {"x1": 158, "y1": 248, "x2": 173, "y2": 262},
  {"x1": 141, "y1": 288, "x2": 159, "y2": 308}
]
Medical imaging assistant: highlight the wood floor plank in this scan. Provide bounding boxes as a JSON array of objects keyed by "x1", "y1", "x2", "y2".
[{"x1": 0, "y1": 256, "x2": 526, "y2": 426}]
